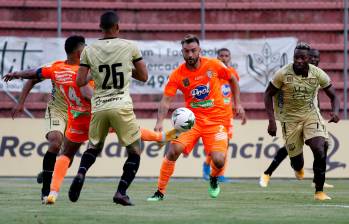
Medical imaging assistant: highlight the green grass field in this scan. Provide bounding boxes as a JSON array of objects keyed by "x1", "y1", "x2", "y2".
[{"x1": 0, "y1": 178, "x2": 348, "y2": 224}]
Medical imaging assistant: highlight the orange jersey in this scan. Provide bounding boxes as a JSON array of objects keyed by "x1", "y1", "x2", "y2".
[
  {"x1": 164, "y1": 57, "x2": 234, "y2": 126},
  {"x1": 220, "y1": 66, "x2": 240, "y2": 119},
  {"x1": 38, "y1": 61, "x2": 91, "y2": 120}
]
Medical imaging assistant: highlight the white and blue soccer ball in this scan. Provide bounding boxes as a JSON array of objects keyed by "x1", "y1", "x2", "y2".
[{"x1": 171, "y1": 107, "x2": 195, "y2": 132}]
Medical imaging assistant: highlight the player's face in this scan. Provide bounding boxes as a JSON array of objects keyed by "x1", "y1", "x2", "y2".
[
  {"x1": 182, "y1": 42, "x2": 201, "y2": 66},
  {"x1": 293, "y1": 49, "x2": 309, "y2": 74},
  {"x1": 217, "y1": 50, "x2": 231, "y2": 66},
  {"x1": 308, "y1": 50, "x2": 320, "y2": 66}
]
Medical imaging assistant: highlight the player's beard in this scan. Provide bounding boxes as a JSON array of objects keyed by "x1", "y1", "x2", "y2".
[{"x1": 185, "y1": 56, "x2": 199, "y2": 67}]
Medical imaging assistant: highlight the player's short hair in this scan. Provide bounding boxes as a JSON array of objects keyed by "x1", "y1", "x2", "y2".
[
  {"x1": 181, "y1": 34, "x2": 200, "y2": 46},
  {"x1": 217, "y1": 48, "x2": 230, "y2": 54},
  {"x1": 64, "y1": 35, "x2": 85, "y2": 54},
  {"x1": 295, "y1": 42, "x2": 311, "y2": 51},
  {"x1": 100, "y1": 11, "x2": 119, "y2": 30}
]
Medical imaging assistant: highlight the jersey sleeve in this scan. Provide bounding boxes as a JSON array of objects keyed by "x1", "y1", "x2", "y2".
[
  {"x1": 215, "y1": 60, "x2": 233, "y2": 80},
  {"x1": 230, "y1": 67, "x2": 240, "y2": 81},
  {"x1": 80, "y1": 48, "x2": 90, "y2": 68},
  {"x1": 271, "y1": 69, "x2": 284, "y2": 89},
  {"x1": 36, "y1": 64, "x2": 53, "y2": 79},
  {"x1": 131, "y1": 42, "x2": 143, "y2": 63},
  {"x1": 164, "y1": 71, "x2": 179, "y2": 96},
  {"x1": 317, "y1": 69, "x2": 331, "y2": 89}
]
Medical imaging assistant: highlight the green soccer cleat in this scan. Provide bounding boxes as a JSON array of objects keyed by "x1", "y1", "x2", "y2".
[
  {"x1": 208, "y1": 176, "x2": 221, "y2": 198},
  {"x1": 147, "y1": 190, "x2": 164, "y2": 202}
]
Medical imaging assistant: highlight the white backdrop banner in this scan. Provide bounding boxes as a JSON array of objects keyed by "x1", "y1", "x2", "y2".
[{"x1": 0, "y1": 36, "x2": 297, "y2": 93}]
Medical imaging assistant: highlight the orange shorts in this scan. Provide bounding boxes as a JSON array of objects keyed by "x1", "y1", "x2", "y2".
[
  {"x1": 227, "y1": 118, "x2": 234, "y2": 139},
  {"x1": 65, "y1": 115, "x2": 91, "y2": 143},
  {"x1": 172, "y1": 123, "x2": 228, "y2": 156}
]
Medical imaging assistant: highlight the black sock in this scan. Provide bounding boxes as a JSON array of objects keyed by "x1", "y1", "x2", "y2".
[
  {"x1": 117, "y1": 153, "x2": 140, "y2": 195},
  {"x1": 77, "y1": 148, "x2": 101, "y2": 175},
  {"x1": 313, "y1": 146, "x2": 327, "y2": 192},
  {"x1": 264, "y1": 146, "x2": 288, "y2": 176},
  {"x1": 41, "y1": 151, "x2": 57, "y2": 196}
]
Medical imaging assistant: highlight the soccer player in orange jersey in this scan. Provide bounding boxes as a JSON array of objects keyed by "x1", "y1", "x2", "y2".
[
  {"x1": 202, "y1": 48, "x2": 247, "y2": 182},
  {"x1": 3, "y1": 36, "x2": 87, "y2": 203},
  {"x1": 147, "y1": 34, "x2": 244, "y2": 201}
]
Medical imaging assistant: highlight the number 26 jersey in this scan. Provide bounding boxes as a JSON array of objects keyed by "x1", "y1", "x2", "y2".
[{"x1": 80, "y1": 38, "x2": 143, "y2": 113}]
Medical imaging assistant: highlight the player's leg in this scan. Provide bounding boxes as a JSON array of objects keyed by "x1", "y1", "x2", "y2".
[
  {"x1": 290, "y1": 152, "x2": 305, "y2": 180},
  {"x1": 68, "y1": 111, "x2": 108, "y2": 202},
  {"x1": 202, "y1": 154, "x2": 211, "y2": 181},
  {"x1": 47, "y1": 117, "x2": 89, "y2": 204},
  {"x1": 140, "y1": 128, "x2": 178, "y2": 143},
  {"x1": 305, "y1": 136, "x2": 331, "y2": 200},
  {"x1": 147, "y1": 126, "x2": 200, "y2": 201},
  {"x1": 47, "y1": 139, "x2": 82, "y2": 204},
  {"x1": 109, "y1": 108, "x2": 143, "y2": 206},
  {"x1": 259, "y1": 146, "x2": 288, "y2": 187},
  {"x1": 204, "y1": 124, "x2": 228, "y2": 198},
  {"x1": 311, "y1": 140, "x2": 334, "y2": 188}
]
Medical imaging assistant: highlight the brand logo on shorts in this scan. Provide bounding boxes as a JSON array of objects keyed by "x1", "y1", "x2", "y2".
[
  {"x1": 191, "y1": 85, "x2": 210, "y2": 100},
  {"x1": 52, "y1": 120, "x2": 60, "y2": 126},
  {"x1": 221, "y1": 84, "x2": 231, "y2": 97},
  {"x1": 286, "y1": 143, "x2": 295, "y2": 151}
]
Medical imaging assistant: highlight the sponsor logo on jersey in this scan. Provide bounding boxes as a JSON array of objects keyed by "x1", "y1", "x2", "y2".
[
  {"x1": 221, "y1": 84, "x2": 231, "y2": 97},
  {"x1": 191, "y1": 85, "x2": 210, "y2": 100}
]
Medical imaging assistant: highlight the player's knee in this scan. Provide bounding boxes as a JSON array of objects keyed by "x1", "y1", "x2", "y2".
[
  {"x1": 126, "y1": 139, "x2": 142, "y2": 155},
  {"x1": 166, "y1": 143, "x2": 182, "y2": 161},
  {"x1": 211, "y1": 153, "x2": 225, "y2": 169},
  {"x1": 47, "y1": 133, "x2": 63, "y2": 153}
]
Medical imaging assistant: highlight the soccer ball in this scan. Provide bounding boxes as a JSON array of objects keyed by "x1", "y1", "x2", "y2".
[{"x1": 171, "y1": 107, "x2": 195, "y2": 132}]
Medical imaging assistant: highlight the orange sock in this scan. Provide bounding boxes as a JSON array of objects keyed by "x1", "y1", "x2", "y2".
[
  {"x1": 141, "y1": 128, "x2": 163, "y2": 142},
  {"x1": 158, "y1": 157, "x2": 176, "y2": 194},
  {"x1": 50, "y1": 155, "x2": 71, "y2": 192},
  {"x1": 205, "y1": 154, "x2": 211, "y2": 165},
  {"x1": 210, "y1": 160, "x2": 225, "y2": 177}
]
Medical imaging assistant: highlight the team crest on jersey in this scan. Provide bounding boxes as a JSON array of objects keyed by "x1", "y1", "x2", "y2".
[
  {"x1": 206, "y1": 70, "x2": 213, "y2": 78},
  {"x1": 286, "y1": 75, "x2": 293, "y2": 83},
  {"x1": 182, "y1": 78, "x2": 190, "y2": 87},
  {"x1": 308, "y1": 78, "x2": 317, "y2": 85},
  {"x1": 221, "y1": 84, "x2": 231, "y2": 97},
  {"x1": 191, "y1": 85, "x2": 210, "y2": 100}
]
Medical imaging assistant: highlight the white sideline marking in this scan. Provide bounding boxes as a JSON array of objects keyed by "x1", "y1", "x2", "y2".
[{"x1": 306, "y1": 204, "x2": 349, "y2": 209}]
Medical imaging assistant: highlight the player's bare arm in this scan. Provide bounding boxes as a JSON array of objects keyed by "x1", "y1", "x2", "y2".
[
  {"x1": 323, "y1": 85, "x2": 340, "y2": 123},
  {"x1": 132, "y1": 59, "x2": 148, "y2": 82},
  {"x1": 155, "y1": 95, "x2": 173, "y2": 132},
  {"x1": 11, "y1": 79, "x2": 41, "y2": 119},
  {"x1": 228, "y1": 74, "x2": 245, "y2": 118},
  {"x1": 76, "y1": 66, "x2": 90, "y2": 87},
  {"x1": 80, "y1": 85, "x2": 94, "y2": 101},
  {"x1": 3, "y1": 69, "x2": 38, "y2": 82},
  {"x1": 264, "y1": 82, "x2": 279, "y2": 136}
]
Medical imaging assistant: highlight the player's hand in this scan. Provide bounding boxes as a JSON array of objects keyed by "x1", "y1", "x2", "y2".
[
  {"x1": 11, "y1": 103, "x2": 24, "y2": 119},
  {"x1": 3, "y1": 72, "x2": 21, "y2": 82},
  {"x1": 154, "y1": 121, "x2": 163, "y2": 132},
  {"x1": 328, "y1": 112, "x2": 340, "y2": 123},
  {"x1": 267, "y1": 120, "x2": 277, "y2": 136},
  {"x1": 234, "y1": 105, "x2": 246, "y2": 125}
]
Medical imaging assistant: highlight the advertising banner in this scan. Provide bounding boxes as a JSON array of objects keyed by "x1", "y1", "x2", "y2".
[
  {"x1": 0, "y1": 36, "x2": 297, "y2": 93},
  {"x1": 0, "y1": 119, "x2": 347, "y2": 178}
]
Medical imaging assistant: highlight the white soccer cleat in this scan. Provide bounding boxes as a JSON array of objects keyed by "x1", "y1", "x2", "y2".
[{"x1": 259, "y1": 174, "x2": 271, "y2": 188}]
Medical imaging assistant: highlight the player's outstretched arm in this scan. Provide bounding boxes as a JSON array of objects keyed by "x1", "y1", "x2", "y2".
[
  {"x1": 132, "y1": 59, "x2": 148, "y2": 82},
  {"x1": 2, "y1": 69, "x2": 38, "y2": 82},
  {"x1": 11, "y1": 79, "x2": 41, "y2": 119},
  {"x1": 155, "y1": 95, "x2": 173, "y2": 132},
  {"x1": 323, "y1": 85, "x2": 340, "y2": 123},
  {"x1": 76, "y1": 66, "x2": 89, "y2": 87},
  {"x1": 264, "y1": 82, "x2": 279, "y2": 136}
]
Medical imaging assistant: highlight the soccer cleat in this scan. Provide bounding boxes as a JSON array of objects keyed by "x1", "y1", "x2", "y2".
[
  {"x1": 311, "y1": 182, "x2": 334, "y2": 188},
  {"x1": 259, "y1": 173, "x2": 271, "y2": 187},
  {"x1": 202, "y1": 162, "x2": 210, "y2": 181},
  {"x1": 37, "y1": 171, "x2": 43, "y2": 184},
  {"x1": 294, "y1": 168, "x2": 304, "y2": 180},
  {"x1": 68, "y1": 173, "x2": 85, "y2": 202},
  {"x1": 208, "y1": 176, "x2": 221, "y2": 198},
  {"x1": 147, "y1": 190, "x2": 164, "y2": 202},
  {"x1": 113, "y1": 192, "x2": 134, "y2": 206},
  {"x1": 41, "y1": 195, "x2": 48, "y2": 204},
  {"x1": 158, "y1": 129, "x2": 178, "y2": 148},
  {"x1": 46, "y1": 191, "x2": 58, "y2": 205},
  {"x1": 314, "y1": 191, "x2": 332, "y2": 201}
]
